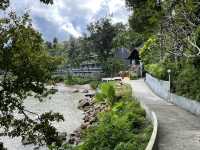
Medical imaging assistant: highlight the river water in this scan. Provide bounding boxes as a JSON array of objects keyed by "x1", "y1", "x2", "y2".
[{"x1": 0, "y1": 83, "x2": 85, "y2": 150}]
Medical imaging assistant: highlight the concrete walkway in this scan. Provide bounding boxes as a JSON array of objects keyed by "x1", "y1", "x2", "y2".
[{"x1": 128, "y1": 79, "x2": 200, "y2": 150}]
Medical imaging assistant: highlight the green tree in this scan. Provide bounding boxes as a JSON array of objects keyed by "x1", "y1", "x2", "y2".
[
  {"x1": 0, "y1": 12, "x2": 64, "y2": 147},
  {"x1": 53, "y1": 37, "x2": 58, "y2": 49},
  {"x1": 113, "y1": 30, "x2": 144, "y2": 49},
  {"x1": 87, "y1": 17, "x2": 119, "y2": 63},
  {"x1": 67, "y1": 37, "x2": 81, "y2": 67},
  {"x1": 125, "y1": 0, "x2": 164, "y2": 38}
]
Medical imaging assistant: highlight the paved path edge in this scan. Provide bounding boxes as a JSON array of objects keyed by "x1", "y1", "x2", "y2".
[{"x1": 125, "y1": 82, "x2": 159, "y2": 150}]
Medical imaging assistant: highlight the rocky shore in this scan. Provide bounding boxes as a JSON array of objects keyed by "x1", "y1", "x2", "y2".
[{"x1": 67, "y1": 90, "x2": 108, "y2": 145}]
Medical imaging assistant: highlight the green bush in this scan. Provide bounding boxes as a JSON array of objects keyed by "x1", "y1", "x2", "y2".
[
  {"x1": 130, "y1": 72, "x2": 139, "y2": 80},
  {"x1": 52, "y1": 76, "x2": 65, "y2": 83},
  {"x1": 90, "y1": 80, "x2": 100, "y2": 89},
  {"x1": 95, "y1": 83, "x2": 116, "y2": 105},
  {"x1": 145, "y1": 63, "x2": 166, "y2": 79},
  {"x1": 174, "y1": 66, "x2": 200, "y2": 101},
  {"x1": 76, "y1": 97, "x2": 152, "y2": 150},
  {"x1": 65, "y1": 75, "x2": 95, "y2": 85},
  {"x1": 50, "y1": 83, "x2": 152, "y2": 150}
]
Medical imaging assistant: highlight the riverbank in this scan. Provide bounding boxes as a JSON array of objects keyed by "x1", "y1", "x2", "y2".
[{"x1": 57, "y1": 81, "x2": 153, "y2": 150}]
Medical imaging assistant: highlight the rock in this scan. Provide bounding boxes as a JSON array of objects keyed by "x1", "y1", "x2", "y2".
[
  {"x1": 0, "y1": 133, "x2": 6, "y2": 136},
  {"x1": 85, "y1": 93, "x2": 95, "y2": 98},
  {"x1": 21, "y1": 137, "x2": 33, "y2": 145},
  {"x1": 58, "y1": 132, "x2": 67, "y2": 141},
  {"x1": 72, "y1": 89, "x2": 79, "y2": 93},
  {"x1": 81, "y1": 122, "x2": 90, "y2": 129},
  {"x1": 83, "y1": 115, "x2": 90, "y2": 122},
  {"x1": 33, "y1": 147, "x2": 40, "y2": 150},
  {"x1": 81, "y1": 89, "x2": 89, "y2": 93},
  {"x1": 83, "y1": 106, "x2": 91, "y2": 112},
  {"x1": 68, "y1": 137, "x2": 76, "y2": 144},
  {"x1": 0, "y1": 142, "x2": 7, "y2": 150},
  {"x1": 78, "y1": 99, "x2": 90, "y2": 109},
  {"x1": 89, "y1": 117, "x2": 96, "y2": 124}
]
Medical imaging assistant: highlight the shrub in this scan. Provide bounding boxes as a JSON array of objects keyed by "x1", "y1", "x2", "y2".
[
  {"x1": 145, "y1": 63, "x2": 166, "y2": 79},
  {"x1": 76, "y1": 97, "x2": 152, "y2": 150},
  {"x1": 130, "y1": 72, "x2": 139, "y2": 80},
  {"x1": 95, "y1": 83, "x2": 116, "y2": 105},
  {"x1": 140, "y1": 36, "x2": 160, "y2": 65},
  {"x1": 90, "y1": 80, "x2": 100, "y2": 89},
  {"x1": 50, "y1": 83, "x2": 152, "y2": 150},
  {"x1": 174, "y1": 66, "x2": 200, "y2": 101},
  {"x1": 65, "y1": 75, "x2": 95, "y2": 85},
  {"x1": 52, "y1": 76, "x2": 65, "y2": 83}
]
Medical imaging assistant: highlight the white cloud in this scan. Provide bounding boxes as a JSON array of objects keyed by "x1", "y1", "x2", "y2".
[
  {"x1": 61, "y1": 23, "x2": 82, "y2": 38},
  {"x1": 8, "y1": 0, "x2": 130, "y2": 40},
  {"x1": 81, "y1": 0, "x2": 105, "y2": 14}
]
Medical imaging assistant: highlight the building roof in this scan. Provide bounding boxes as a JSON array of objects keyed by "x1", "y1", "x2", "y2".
[{"x1": 128, "y1": 48, "x2": 140, "y2": 60}]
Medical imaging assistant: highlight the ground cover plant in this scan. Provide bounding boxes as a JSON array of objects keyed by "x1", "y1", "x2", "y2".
[{"x1": 51, "y1": 82, "x2": 152, "y2": 150}]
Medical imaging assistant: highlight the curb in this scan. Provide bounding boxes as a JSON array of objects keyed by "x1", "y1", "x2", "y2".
[
  {"x1": 139, "y1": 100, "x2": 158, "y2": 150},
  {"x1": 125, "y1": 81, "x2": 159, "y2": 150}
]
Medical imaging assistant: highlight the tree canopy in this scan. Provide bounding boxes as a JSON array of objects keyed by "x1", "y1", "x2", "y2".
[{"x1": 0, "y1": 12, "x2": 64, "y2": 147}]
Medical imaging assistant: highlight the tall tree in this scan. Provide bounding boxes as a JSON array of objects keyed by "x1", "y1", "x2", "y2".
[
  {"x1": 67, "y1": 37, "x2": 81, "y2": 67},
  {"x1": 0, "y1": 12, "x2": 63, "y2": 147},
  {"x1": 53, "y1": 37, "x2": 58, "y2": 49},
  {"x1": 87, "y1": 18, "x2": 119, "y2": 63}
]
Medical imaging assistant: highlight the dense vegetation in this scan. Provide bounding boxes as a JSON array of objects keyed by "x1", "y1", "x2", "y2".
[
  {"x1": 0, "y1": 1, "x2": 66, "y2": 148},
  {"x1": 125, "y1": 0, "x2": 200, "y2": 101},
  {"x1": 51, "y1": 82, "x2": 152, "y2": 150}
]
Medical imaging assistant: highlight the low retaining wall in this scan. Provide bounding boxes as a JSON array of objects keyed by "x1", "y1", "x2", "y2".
[
  {"x1": 171, "y1": 94, "x2": 200, "y2": 115},
  {"x1": 145, "y1": 73, "x2": 200, "y2": 116},
  {"x1": 145, "y1": 74, "x2": 170, "y2": 100},
  {"x1": 140, "y1": 102, "x2": 158, "y2": 150}
]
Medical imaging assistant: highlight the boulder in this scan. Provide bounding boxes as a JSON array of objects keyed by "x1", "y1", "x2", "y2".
[
  {"x1": 81, "y1": 122, "x2": 90, "y2": 129},
  {"x1": 33, "y1": 147, "x2": 40, "y2": 150},
  {"x1": 21, "y1": 137, "x2": 33, "y2": 145},
  {"x1": 72, "y1": 89, "x2": 79, "y2": 93},
  {"x1": 81, "y1": 89, "x2": 89, "y2": 93},
  {"x1": 78, "y1": 99, "x2": 90, "y2": 109},
  {"x1": 58, "y1": 132, "x2": 67, "y2": 141}
]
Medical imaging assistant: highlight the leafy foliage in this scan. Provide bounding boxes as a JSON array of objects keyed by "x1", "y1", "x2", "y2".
[
  {"x1": 102, "y1": 58, "x2": 126, "y2": 77},
  {"x1": 95, "y1": 82, "x2": 116, "y2": 106},
  {"x1": 145, "y1": 64, "x2": 166, "y2": 79},
  {"x1": 65, "y1": 75, "x2": 96, "y2": 85},
  {"x1": 128, "y1": 0, "x2": 200, "y2": 100},
  {"x1": 126, "y1": 0, "x2": 163, "y2": 38},
  {"x1": 113, "y1": 30, "x2": 144, "y2": 49},
  {"x1": 0, "y1": 12, "x2": 63, "y2": 147},
  {"x1": 76, "y1": 90, "x2": 152, "y2": 150},
  {"x1": 174, "y1": 65, "x2": 200, "y2": 101},
  {"x1": 87, "y1": 18, "x2": 122, "y2": 63}
]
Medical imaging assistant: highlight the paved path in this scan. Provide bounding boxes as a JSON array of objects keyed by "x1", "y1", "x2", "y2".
[{"x1": 128, "y1": 79, "x2": 200, "y2": 150}]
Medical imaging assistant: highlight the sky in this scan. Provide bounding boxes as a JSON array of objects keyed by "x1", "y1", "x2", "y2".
[{"x1": 4, "y1": 0, "x2": 131, "y2": 41}]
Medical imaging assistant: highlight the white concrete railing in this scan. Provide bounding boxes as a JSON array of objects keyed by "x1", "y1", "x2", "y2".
[{"x1": 145, "y1": 73, "x2": 200, "y2": 116}]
